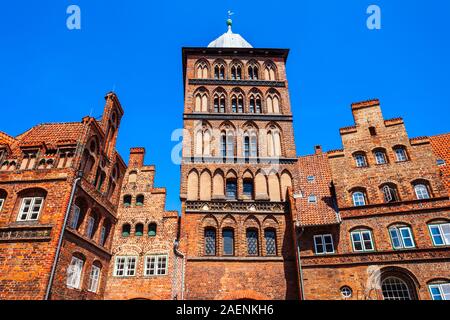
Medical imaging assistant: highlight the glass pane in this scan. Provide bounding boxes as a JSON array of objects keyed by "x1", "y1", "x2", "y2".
[
  {"x1": 243, "y1": 181, "x2": 253, "y2": 197},
  {"x1": 265, "y1": 230, "x2": 276, "y2": 255},
  {"x1": 430, "y1": 226, "x2": 444, "y2": 245},
  {"x1": 390, "y1": 229, "x2": 401, "y2": 248},
  {"x1": 441, "y1": 224, "x2": 450, "y2": 245},
  {"x1": 205, "y1": 229, "x2": 216, "y2": 255},
  {"x1": 223, "y1": 230, "x2": 234, "y2": 255},
  {"x1": 226, "y1": 181, "x2": 237, "y2": 199},
  {"x1": 246, "y1": 230, "x2": 258, "y2": 255}
]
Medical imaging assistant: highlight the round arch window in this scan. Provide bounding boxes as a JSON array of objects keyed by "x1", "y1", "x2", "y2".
[
  {"x1": 381, "y1": 276, "x2": 413, "y2": 300},
  {"x1": 340, "y1": 286, "x2": 353, "y2": 299}
]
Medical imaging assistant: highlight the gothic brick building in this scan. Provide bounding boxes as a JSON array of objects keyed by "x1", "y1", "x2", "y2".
[
  {"x1": 0, "y1": 92, "x2": 126, "y2": 300},
  {"x1": 293, "y1": 99, "x2": 450, "y2": 300},
  {"x1": 104, "y1": 148, "x2": 182, "y2": 300}
]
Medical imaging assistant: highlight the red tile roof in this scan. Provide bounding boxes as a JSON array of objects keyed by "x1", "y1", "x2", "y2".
[
  {"x1": 430, "y1": 133, "x2": 450, "y2": 194},
  {"x1": 295, "y1": 151, "x2": 339, "y2": 226}
]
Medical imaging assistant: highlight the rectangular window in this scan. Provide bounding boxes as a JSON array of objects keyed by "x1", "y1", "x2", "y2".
[
  {"x1": 246, "y1": 230, "x2": 258, "y2": 255},
  {"x1": 395, "y1": 148, "x2": 407, "y2": 161},
  {"x1": 144, "y1": 255, "x2": 168, "y2": 276},
  {"x1": 86, "y1": 216, "x2": 95, "y2": 239},
  {"x1": 66, "y1": 256, "x2": 84, "y2": 289},
  {"x1": 264, "y1": 230, "x2": 277, "y2": 255},
  {"x1": 114, "y1": 256, "x2": 137, "y2": 277},
  {"x1": 17, "y1": 197, "x2": 44, "y2": 221},
  {"x1": 389, "y1": 227, "x2": 415, "y2": 249},
  {"x1": 69, "y1": 205, "x2": 80, "y2": 229},
  {"x1": 351, "y1": 230, "x2": 374, "y2": 252},
  {"x1": 223, "y1": 229, "x2": 234, "y2": 255},
  {"x1": 204, "y1": 229, "x2": 216, "y2": 256},
  {"x1": 429, "y1": 223, "x2": 450, "y2": 246},
  {"x1": 88, "y1": 265, "x2": 101, "y2": 293},
  {"x1": 226, "y1": 180, "x2": 237, "y2": 200},
  {"x1": 314, "y1": 234, "x2": 334, "y2": 254},
  {"x1": 429, "y1": 283, "x2": 450, "y2": 300},
  {"x1": 243, "y1": 180, "x2": 253, "y2": 198}
]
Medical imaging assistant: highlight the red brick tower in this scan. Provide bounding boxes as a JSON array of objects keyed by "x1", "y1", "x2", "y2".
[{"x1": 180, "y1": 18, "x2": 300, "y2": 300}]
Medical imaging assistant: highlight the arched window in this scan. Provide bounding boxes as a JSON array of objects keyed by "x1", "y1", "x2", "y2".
[
  {"x1": 196, "y1": 60, "x2": 209, "y2": 79},
  {"x1": 136, "y1": 194, "x2": 144, "y2": 206},
  {"x1": 414, "y1": 183, "x2": 430, "y2": 200},
  {"x1": 204, "y1": 228, "x2": 216, "y2": 256},
  {"x1": 352, "y1": 190, "x2": 367, "y2": 206},
  {"x1": 243, "y1": 131, "x2": 258, "y2": 158},
  {"x1": 243, "y1": 178, "x2": 254, "y2": 199},
  {"x1": 88, "y1": 263, "x2": 102, "y2": 293},
  {"x1": 267, "y1": 129, "x2": 282, "y2": 157},
  {"x1": 266, "y1": 91, "x2": 280, "y2": 113},
  {"x1": 148, "y1": 223, "x2": 157, "y2": 236},
  {"x1": 354, "y1": 152, "x2": 368, "y2": 168},
  {"x1": 246, "y1": 228, "x2": 259, "y2": 256},
  {"x1": 264, "y1": 62, "x2": 277, "y2": 80},
  {"x1": 214, "y1": 63, "x2": 225, "y2": 79},
  {"x1": 86, "y1": 214, "x2": 98, "y2": 239},
  {"x1": 66, "y1": 254, "x2": 85, "y2": 289},
  {"x1": 389, "y1": 225, "x2": 415, "y2": 249},
  {"x1": 249, "y1": 93, "x2": 261, "y2": 113},
  {"x1": 381, "y1": 183, "x2": 400, "y2": 203},
  {"x1": 135, "y1": 223, "x2": 144, "y2": 236},
  {"x1": 231, "y1": 93, "x2": 244, "y2": 113},
  {"x1": 382, "y1": 277, "x2": 413, "y2": 300},
  {"x1": 194, "y1": 90, "x2": 208, "y2": 112},
  {"x1": 222, "y1": 228, "x2": 234, "y2": 255},
  {"x1": 123, "y1": 195, "x2": 132, "y2": 207},
  {"x1": 214, "y1": 92, "x2": 226, "y2": 113},
  {"x1": 351, "y1": 229, "x2": 374, "y2": 252},
  {"x1": 122, "y1": 224, "x2": 131, "y2": 237},
  {"x1": 264, "y1": 229, "x2": 277, "y2": 255},
  {"x1": 20, "y1": 150, "x2": 38, "y2": 170},
  {"x1": 247, "y1": 63, "x2": 259, "y2": 80},
  {"x1": 373, "y1": 149, "x2": 388, "y2": 164},
  {"x1": 231, "y1": 63, "x2": 242, "y2": 80},
  {"x1": 394, "y1": 146, "x2": 408, "y2": 162}
]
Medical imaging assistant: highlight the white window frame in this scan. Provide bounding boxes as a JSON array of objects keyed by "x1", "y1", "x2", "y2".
[
  {"x1": 351, "y1": 230, "x2": 375, "y2": 252},
  {"x1": 352, "y1": 192, "x2": 366, "y2": 206},
  {"x1": 88, "y1": 265, "x2": 101, "y2": 293},
  {"x1": 0, "y1": 198, "x2": 4, "y2": 212},
  {"x1": 66, "y1": 256, "x2": 84, "y2": 289},
  {"x1": 414, "y1": 184, "x2": 430, "y2": 200},
  {"x1": 354, "y1": 154, "x2": 367, "y2": 167},
  {"x1": 113, "y1": 256, "x2": 137, "y2": 277},
  {"x1": 17, "y1": 197, "x2": 44, "y2": 221},
  {"x1": 144, "y1": 254, "x2": 169, "y2": 276},
  {"x1": 428, "y1": 283, "x2": 450, "y2": 300},
  {"x1": 69, "y1": 204, "x2": 80, "y2": 229},
  {"x1": 313, "y1": 234, "x2": 335, "y2": 255},
  {"x1": 389, "y1": 226, "x2": 415, "y2": 249},
  {"x1": 395, "y1": 148, "x2": 407, "y2": 162},
  {"x1": 428, "y1": 223, "x2": 450, "y2": 246}
]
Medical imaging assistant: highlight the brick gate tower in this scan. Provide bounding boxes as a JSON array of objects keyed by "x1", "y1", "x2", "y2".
[{"x1": 180, "y1": 18, "x2": 300, "y2": 300}]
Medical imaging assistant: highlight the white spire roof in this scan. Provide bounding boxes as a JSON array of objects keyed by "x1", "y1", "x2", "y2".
[{"x1": 207, "y1": 19, "x2": 253, "y2": 48}]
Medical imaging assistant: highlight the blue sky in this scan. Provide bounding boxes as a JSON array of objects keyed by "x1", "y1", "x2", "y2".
[{"x1": 0, "y1": 0, "x2": 449, "y2": 212}]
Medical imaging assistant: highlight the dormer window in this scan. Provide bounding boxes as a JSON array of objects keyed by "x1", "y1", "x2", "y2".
[{"x1": 20, "y1": 150, "x2": 38, "y2": 170}]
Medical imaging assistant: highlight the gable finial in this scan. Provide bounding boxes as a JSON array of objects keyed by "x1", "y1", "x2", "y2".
[{"x1": 227, "y1": 10, "x2": 234, "y2": 31}]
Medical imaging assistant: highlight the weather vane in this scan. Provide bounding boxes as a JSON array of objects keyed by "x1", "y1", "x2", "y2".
[{"x1": 227, "y1": 10, "x2": 234, "y2": 19}]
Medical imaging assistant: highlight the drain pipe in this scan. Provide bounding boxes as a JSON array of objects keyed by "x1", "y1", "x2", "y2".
[
  {"x1": 296, "y1": 224, "x2": 306, "y2": 300},
  {"x1": 44, "y1": 171, "x2": 83, "y2": 300},
  {"x1": 173, "y1": 239, "x2": 185, "y2": 300}
]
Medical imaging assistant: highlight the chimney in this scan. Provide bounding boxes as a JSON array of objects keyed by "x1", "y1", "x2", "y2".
[
  {"x1": 314, "y1": 145, "x2": 322, "y2": 155},
  {"x1": 128, "y1": 147, "x2": 145, "y2": 167}
]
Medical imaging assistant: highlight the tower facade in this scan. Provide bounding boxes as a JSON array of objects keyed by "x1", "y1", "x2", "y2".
[{"x1": 180, "y1": 20, "x2": 300, "y2": 300}]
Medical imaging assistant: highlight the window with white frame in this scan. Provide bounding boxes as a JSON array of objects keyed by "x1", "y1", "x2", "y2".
[
  {"x1": 414, "y1": 184, "x2": 430, "y2": 200},
  {"x1": 88, "y1": 265, "x2": 101, "y2": 293},
  {"x1": 389, "y1": 226, "x2": 415, "y2": 249},
  {"x1": 354, "y1": 153, "x2": 367, "y2": 167},
  {"x1": 17, "y1": 197, "x2": 44, "y2": 221},
  {"x1": 69, "y1": 205, "x2": 80, "y2": 229},
  {"x1": 394, "y1": 147, "x2": 408, "y2": 162},
  {"x1": 374, "y1": 150, "x2": 387, "y2": 164},
  {"x1": 66, "y1": 256, "x2": 84, "y2": 289},
  {"x1": 351, "y1": 229, "x2": 374, "y2": 252},
  {"x1": 352, "y1": 191, "x2": 366, "y2": 206},
  {"x1": 313, "y1": 234, "x2": 334, "y2": 254},
  {"x1": 428, "y1": 282, "x2": 450, "y2": 300},
  {"x1": 114, "y1": 256, "x2": 137, "y2": 277},
  {"x1": 144, "y1": 255, "x2": 168, "y2": 276},
  {"x1": 428, "y1": 223, "x2": 450, "y2": 246}
]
